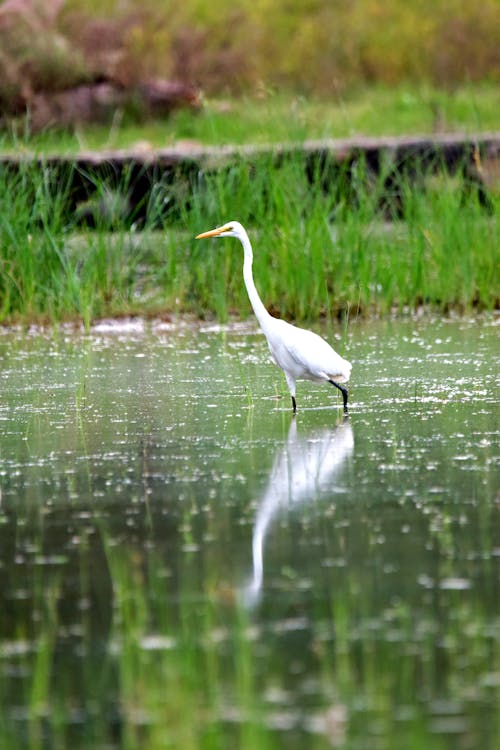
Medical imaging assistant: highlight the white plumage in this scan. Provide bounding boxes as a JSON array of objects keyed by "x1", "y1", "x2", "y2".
[{"x1": 195, "y1": 221, "x2": 352, "y2": 413}]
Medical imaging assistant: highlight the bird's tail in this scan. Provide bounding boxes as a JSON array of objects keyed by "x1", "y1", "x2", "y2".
[{"x1": 329, "y1": 358, "x2": 352, "y2": 383}]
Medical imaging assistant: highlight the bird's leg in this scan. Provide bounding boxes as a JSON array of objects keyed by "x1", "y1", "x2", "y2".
[
  {"x1": 328, "y1": 380, "x2": 348, "y2": 415},
  {"x1": 285, "y1": 373, "x2": 297, "y2": 413}
]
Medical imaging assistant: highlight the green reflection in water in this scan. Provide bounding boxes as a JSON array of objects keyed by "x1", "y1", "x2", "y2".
[{"x1": 0, "y1": 317, "x2": 498, "y2": 749}]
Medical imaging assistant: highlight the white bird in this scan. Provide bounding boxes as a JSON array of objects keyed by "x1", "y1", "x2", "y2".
[{"x1": 195, "y1": 221, "x2": 352, "y2": 413}]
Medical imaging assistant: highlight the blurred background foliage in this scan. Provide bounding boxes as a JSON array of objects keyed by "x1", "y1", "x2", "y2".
[{"x1": 0, "y1": 0, "x2": 498, "y2": 113}]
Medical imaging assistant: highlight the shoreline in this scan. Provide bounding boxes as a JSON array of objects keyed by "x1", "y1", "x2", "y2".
[{"x1": 1, "y1": 309, "x2": 498, "y2": 337}]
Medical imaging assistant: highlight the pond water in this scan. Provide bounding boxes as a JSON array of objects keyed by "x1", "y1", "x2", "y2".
[{"x1": 0, "y1": 316, "x2": 498, "y2": 750}]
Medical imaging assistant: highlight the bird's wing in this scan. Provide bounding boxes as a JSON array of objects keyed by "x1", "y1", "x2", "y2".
[{"x1": 284, "y1": 324, "x2": 351, "y2": 381}]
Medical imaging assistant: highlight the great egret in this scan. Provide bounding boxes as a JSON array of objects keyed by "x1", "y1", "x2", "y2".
[{"x1": 195, "y1": 221, "x2": 352, "y2": 413}]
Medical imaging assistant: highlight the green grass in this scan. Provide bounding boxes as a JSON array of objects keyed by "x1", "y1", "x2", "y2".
[
  {"x1": 0, "y1": 151, "x2": 498, "y2": 326},
  {"x1": 0, "y1": 84, "x2": 498, "y2": 154}
]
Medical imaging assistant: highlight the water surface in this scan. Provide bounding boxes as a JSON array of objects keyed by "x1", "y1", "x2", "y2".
[{"x1": 0, "y1": 316, "x2": 498, "y2": 749}]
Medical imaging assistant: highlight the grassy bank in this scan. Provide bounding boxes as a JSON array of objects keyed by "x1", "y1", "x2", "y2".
[
  {"x1": 0, "y1": 154, "x2": 498, "y2": 326},
  {"x1": 1, "y1": 84, "x2": 498, "y2": 154}
]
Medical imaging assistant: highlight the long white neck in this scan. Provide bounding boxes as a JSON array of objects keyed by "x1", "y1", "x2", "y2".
[{"x1": 239, "y1": 230, "x2": 272, "y2": 330}]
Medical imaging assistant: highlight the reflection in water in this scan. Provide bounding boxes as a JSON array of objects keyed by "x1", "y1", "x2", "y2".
[
  {"x1": 1, "y1": 321, "x2": 497, "y2": 750},
  {"x1": 243, "y1": 418, "x2": 354, "y2": 607}
]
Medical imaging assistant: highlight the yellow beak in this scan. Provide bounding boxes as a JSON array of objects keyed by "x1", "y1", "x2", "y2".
[{"x1": 195, "y1": 226, "x2": 227, "y2": 239}]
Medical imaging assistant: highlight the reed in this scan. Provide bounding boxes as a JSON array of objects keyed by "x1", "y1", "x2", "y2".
[
  {"x1": 154, "y1": 155, "x2": 498, "y2": 319},
  {"x1": 0, "y1": 154, "x2": 497, "y2": 326}
]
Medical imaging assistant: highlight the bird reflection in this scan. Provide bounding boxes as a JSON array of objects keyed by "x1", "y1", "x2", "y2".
[{"x1": 242, "y1": 417, "x2": 354, "y2": 608}]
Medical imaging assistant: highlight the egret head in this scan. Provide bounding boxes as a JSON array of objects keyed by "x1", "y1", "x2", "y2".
[{"x1": 195, "y1": 221, "x2": 245, "y2": 240}]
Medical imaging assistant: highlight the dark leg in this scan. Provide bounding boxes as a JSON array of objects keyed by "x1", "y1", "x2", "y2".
[
  {"x1": 328, "y1": 380, "x2": 348, "y2": 415},
  {"x1": 291, "y1": 395, "x2": 297, "y2": 413}
]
